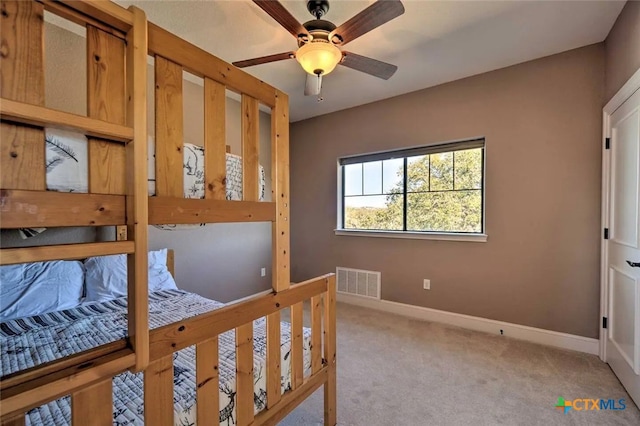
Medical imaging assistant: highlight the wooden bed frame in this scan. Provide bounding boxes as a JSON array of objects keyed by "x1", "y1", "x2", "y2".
[{"x1": 0, "y1": 1, "x2": 336, "y2": 425}]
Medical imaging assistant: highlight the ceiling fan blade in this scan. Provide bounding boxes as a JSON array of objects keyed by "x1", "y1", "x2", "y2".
[
  {"x1": 330, "y1": 0, "x2": 404, "y2": 46},
  {"x1": 339, "y1": 52, "x2": 398, "y2": 80},
  {"x1": 252, "y1": 0, "x2": 309, "y2": 39},
  {"x1": 304, "y1": 73, "x2": 323, "y2": 96},
  {"x1": 232, "y1": 52, "x2": 296, "y2": 68}
]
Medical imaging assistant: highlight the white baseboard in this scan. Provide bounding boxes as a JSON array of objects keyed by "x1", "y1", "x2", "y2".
[{"x1": 337, "y1": 293, "x2": 599, "y2": 355}]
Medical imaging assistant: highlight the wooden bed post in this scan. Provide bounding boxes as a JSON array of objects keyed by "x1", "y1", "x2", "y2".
[
  {"x1": 265, "y1": 89, "x2": 290, "y2": 412},
  {"x1": 271, "y1": 89, "x2": 290, "y2": 292},
  {"x1": 125, "y1": 5, "x2": 149, "y2": 372},
  {"x1": 324, "y1": 275, "x2": 337, "y2": 426}
]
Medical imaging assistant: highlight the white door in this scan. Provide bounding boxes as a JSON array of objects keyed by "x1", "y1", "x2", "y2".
[{"x1": 605, "y1": 87, "x2": 640, "y2": 408}]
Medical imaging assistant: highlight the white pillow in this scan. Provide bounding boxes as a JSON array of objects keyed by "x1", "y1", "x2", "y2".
[
  {"x1": 84, "y1": 249, "x2": 178, "y2": 303},
  {"x1": 0, "y1": 260, "x2": 85, "y2": 322}
]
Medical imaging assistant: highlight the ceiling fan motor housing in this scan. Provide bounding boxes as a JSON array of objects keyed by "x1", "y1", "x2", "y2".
[{"x1": 299, "y1": 19, "x2": 336, "y2": 46}]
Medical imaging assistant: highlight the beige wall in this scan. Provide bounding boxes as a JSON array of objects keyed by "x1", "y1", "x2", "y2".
[
  {"x1": 604, "y1": 0, "x2": 640, "y2": 102},
  {"x1": 290, "y1": 44, "x2": 604, "y2": 338},
  {"x1": 44, "y1": 23, "x2": 87, "y2": 115}
]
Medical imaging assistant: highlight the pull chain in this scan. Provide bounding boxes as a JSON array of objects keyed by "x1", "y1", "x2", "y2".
[{"x1": 317, "y1": 74, "x2": 323, "y2": 102}]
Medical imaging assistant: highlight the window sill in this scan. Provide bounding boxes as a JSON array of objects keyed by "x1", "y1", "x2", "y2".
[{"x1": 334, "y1": 229, "x2": 488, "y2": 242}]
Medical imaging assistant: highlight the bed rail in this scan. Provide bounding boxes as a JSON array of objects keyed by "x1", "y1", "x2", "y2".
[{"x1": 144, "y1": 273, "x2": 337, "y2": 426}]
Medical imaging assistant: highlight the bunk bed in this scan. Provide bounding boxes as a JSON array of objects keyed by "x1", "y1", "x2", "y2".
[{"x1": 0, "y1": 1, "x2": 337, "y2": 425}]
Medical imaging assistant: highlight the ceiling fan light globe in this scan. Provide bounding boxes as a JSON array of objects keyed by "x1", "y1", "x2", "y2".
[{"x1": 296, "y1": 41, "x2": 342, "y2": 76}]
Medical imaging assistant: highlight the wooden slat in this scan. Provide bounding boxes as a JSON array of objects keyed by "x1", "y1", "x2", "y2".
[
  {"x1": 0, "y1": 412, "x2": 24, "y2": 426},
  {"x1": 166, "y1": 248, "x2": 175, "y2": 278},
  {"x1": 41, "y1": 0, "x2": 126, "y2": 40},
  {"x1": 252, "y1": 367, "x2": 328, "y2": 426},
  {"x1": 58, "y1": 0, "x2": 133, "y2": 33},
  {"x1": 290, "y1": 303, "x2": 304, "y2": 389},
  {"x1": 148, "y1": 23, "x2": 277, "y2": 107},
  {"x1": 0, "y1": 1, "x2": 44, "y2": 103},
  {"x1": 196, "y1": 337, "x2": 219, "y2": 425},
  {"x1": 87, "y1": 26, "x2": 127, "y2": 124},
  {"x1": 204, "y1": 78, "x2": 227, "y2": 200},
  {"x1": 271, "y1": 90, "x2": 291, "y2": 292},
  {"x1": 235, "y1": 323, "x2": 254, "y2": 426},
  {"x1": 71, "y1": 378, "x2": 112, "y2": 426},
  {"x1": 266, "y1": 312, "x2": 281, "y2": 408},
  {"x1": 0, "y1": 98, "x2": 134, "y2": 142},
  {"x1": 0, "y1": 340, "x2": 127, "y2": 391},
  {"x1": 0, "y1": 349, "x2": 134, "y2": 417},
  {"x1": 0, "y1": 241, "x2": 134, "y2": 265},
  {"x1": 0, "y1": 190, "x2": 125, "y2": 228},
  {"x1": 323, "y1": 275, "x2": 337, "y2": 426},
  {"x1": 144, "y1": 356, "x2": 174, "y2": 426},
  {"x1": 0, "y1": 123, "x2": 44, "y2": 191},
  {"x1": 148, "y1": 197, "x2": 276, "y2": 225},
  {"x1": 311, "y1": 295, "x2": 323, "y2": 374},
  {"x1": 241, "y1": 94, "x2": 259, "y2": 202},
  {"x1": 155, "y1": 55, "x2": 184, "y2": 198},
  {"x1": 87, "y1": 25, "x2": 127, "y2": 195},
  {"x1": 125, "y1": 5, "x2": 149, "y2": 372},
  {"x1": 149, "y1": 275, "x2": 331, "y2": 360},
  {"x1": 0, "y1": 0, "x2": 45, "y2": 191}
]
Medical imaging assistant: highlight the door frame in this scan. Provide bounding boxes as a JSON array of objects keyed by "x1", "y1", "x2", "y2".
[{"x1": 600, "y1": 67, "x2": 640, "y2": 361}]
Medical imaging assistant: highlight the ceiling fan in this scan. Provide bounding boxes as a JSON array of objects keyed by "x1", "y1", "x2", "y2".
[{"x1": 232, "y1": 0, "x2": 405, "y2": 97}]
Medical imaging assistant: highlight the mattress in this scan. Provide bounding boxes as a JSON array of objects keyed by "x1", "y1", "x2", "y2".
[{"x1": 0, "y1": 290, "x2": 312, "y2": 425}]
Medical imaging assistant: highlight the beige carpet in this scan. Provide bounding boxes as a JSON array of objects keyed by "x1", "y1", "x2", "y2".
[{"x1": 280, "y1": 303, "x2": 640, "y2": 426}]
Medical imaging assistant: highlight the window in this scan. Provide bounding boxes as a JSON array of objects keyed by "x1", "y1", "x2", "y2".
[{"x1": 338, "y1": 139, "x2": 485, "y2": 238}]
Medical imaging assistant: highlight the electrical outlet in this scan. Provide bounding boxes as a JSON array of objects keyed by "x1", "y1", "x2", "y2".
[
  {"x1": 423, "y1": 279, "x2": 430, "y2": 290},
  {"x1": 261, "y1": 267, "x2": 266, "y2": 277}
]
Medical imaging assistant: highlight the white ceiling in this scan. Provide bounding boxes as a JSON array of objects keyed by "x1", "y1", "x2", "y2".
[{"x1": 116, "y1": 0, "x2": 625, "y2": 122}]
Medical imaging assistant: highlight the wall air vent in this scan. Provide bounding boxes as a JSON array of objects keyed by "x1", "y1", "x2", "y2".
[{"x1": 336, "y1": 267, "x2": 380, "y2": 299}]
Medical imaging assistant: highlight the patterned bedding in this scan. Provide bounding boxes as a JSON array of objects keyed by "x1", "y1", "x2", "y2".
[{"x1": 0, "y1": 290, "x2": 312, "y2": 425}]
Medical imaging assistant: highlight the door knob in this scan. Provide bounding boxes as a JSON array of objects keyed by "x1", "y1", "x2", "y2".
[{"x1": 627, "y1": 260, "x2": 640, "y2": 268}]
